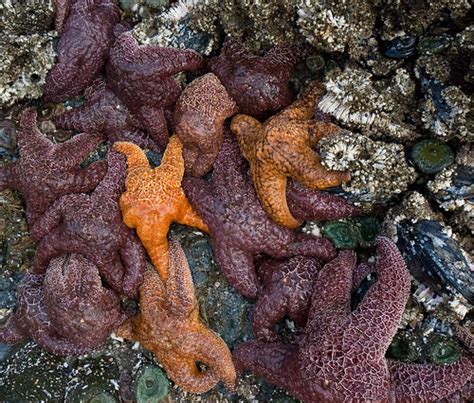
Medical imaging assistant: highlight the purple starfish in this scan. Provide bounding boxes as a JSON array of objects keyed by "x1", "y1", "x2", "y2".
[
  {"x1": 209, "y1": 39, "x2": 304, "y2": 119},
  {"x1": 253, "y1": 256, "x2": 321, "y2": 342},
  {"x1": 234, "y1": 237, "x2": 474, "y2": 401},
  {"x1": 55, "y1": 78, "x2": 160, "y2": 152},
  {"x1": 0, "y1": 109, "x2": 106, "y2": 226},
  {"x1": 105, "y1": 31, "x2": 206, "y2": 148},
  {"x1": 44, "y1": 0, "x2": 120, "y2": 102},
  {"x1": 0, "y1": 254, "x2": 127, "y2": 356},
  {"x1": 31, "y1": 151, "x2": 146, "y2": 298},
  {"x1": 183, "y1": 132, "x2": 336, "y2": 299}
]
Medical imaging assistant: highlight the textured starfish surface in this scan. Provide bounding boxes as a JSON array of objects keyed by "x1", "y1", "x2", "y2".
[
  {"x1": 52, "y1": 0, "x2": 72, "y2": 33},
  {"x1": 44, "y1": 0, "x2": 120, "y2": 102},
  {"x1": 231, "y1": 82, "x2": 350, "y2": 229},
  {"x1": 55, "y1": 78, "x2": 160, "y2": 152},
  {"x1": 286, "y1": 180, "x2": 361, "y2": 222},
  {"x1": 209, "y1": 39, "x2": 303, "y2": 119},
  {"x1": 234, "y1": 237, "x2": 474, "y2": 402},
  {"x1": 114, "y1": 137, "x2": 208, "y2": 281},
  {"x1": 0, "y1": 109, "x2": 106, "y2": 226},
  {"x1": 253, "y1": 256, "x2": 321, "y2": 342},
  {"x1": 182, "y1": 132, "x2": 335, "y2": 299},
  {"x1": 175, "y1": 73, "x2": 238, "y2": 177},
  {"x1": 31, "y1": 151, "x2": 147, "y2": 298},
  {"x1": 0, "y1": 254, "x2": 127, "y2": 356},
  {"x1": 117, "y1": 240, "x2": 236, "y2": 394},
  {"x1": 106, "y1": 32, "x2": 205, "y2": 148}
]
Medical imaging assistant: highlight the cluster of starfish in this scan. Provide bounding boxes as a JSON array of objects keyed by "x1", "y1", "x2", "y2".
[{"x1": 0, "y1": 0, "x2": 472, "y2": 399}]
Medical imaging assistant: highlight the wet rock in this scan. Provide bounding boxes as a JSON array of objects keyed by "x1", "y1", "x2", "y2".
[{"x1": 383, "y1": 36, "x2": 417, "y2": 59}]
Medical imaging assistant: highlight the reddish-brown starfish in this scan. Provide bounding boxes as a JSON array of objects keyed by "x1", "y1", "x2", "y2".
[{"x1": 117, "y1": 240, "x2": 236, "y2": 394}]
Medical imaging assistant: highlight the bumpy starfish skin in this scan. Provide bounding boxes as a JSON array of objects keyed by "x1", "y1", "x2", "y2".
[
  {"x1": 209, "y1": 39, "x2": 303, "y2": 118},
  {"x1": 117, "y1": 240, "x2": 236, "y2": 394},
  {"x1": 234, "y1": 237, "x2": 474, "y2": 401},
  {"x1": 114, "y1": 137, "x2": 208, "y2": 281},
  {"x1": 31, "y1": 151, "x2": 147, "y2": 298},
  {"x1": 175, "y1": 73, "x2": 238, "y2": 177},
  {"x1": 286, "y1": 180, "x2": 361, "y2": 222},
  {"x1": 44, "y1": 0, "x2": 120, "y2": 102},
  {"x1": 231, "y1": 82, "x2": 350, "y2": 229},
  {"x1": 53, "y1": 0, "x2": 72, "y2": 33},
  {"x1": 182, "y1": 132, "x2": 335, "y2": 299},
  {"x1": 0, "y1": 109, "x2": 106, "y2": 226},
  {"x1": 0, "y1": 254, "x2": 127, "y2": 356},
  {"x1": 253, "y1": 256, "x2": 321, "y2": 342},
  {"x1": 55, "y1": 78, "x2": 160, "y2": 152},
  {"x1": 106, "y1": 32, "x2": 205, "y2": 148}
]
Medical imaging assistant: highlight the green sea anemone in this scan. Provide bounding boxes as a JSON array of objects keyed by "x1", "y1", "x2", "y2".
[
  {"x1": 355, "y1": 217, "x2": 382, "y2": 248},
  {"x1": 322, "y1": 220, "x2": 359, "y2": 249},
  {"x1": 411, "y1": 139, "x2": 455, "y2": 174},
  {"x1": 305, "y1": 55, "x2": 325, "y2": 73},
  {"x1": 134, "y1": 365, "x2": 169, "y2": 403},
  {"x1": 426, "y1": 334, "x2": 461, "y2": 365},
  {"x1": 388, "y1": 333, "x2": 423, "y2": 363}
]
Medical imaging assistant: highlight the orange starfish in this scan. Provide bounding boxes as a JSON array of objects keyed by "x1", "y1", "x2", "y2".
[
  {"x1": 117, "y1": 240, "x2": 236, "y2": 394},
  {"x1": 231, "y1": 82, "x2": 350, "y2": 229},
  {"x1": 114, "y1": 137, "x2": 208, "y2": 280}
]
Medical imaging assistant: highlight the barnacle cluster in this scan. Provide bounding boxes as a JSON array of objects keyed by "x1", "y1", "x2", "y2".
[
  {"x1": 0, "y1": 1, "x2": 56, "y2": 107},
  {"x1": 319, "y1": 132, "x2": 417, "y2": 202}
]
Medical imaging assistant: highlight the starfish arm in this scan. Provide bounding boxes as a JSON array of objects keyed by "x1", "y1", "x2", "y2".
[
  {"x1": 277, "y1": 81, "x2": 323, "y2": 121},
  {"x1": 388, "y1": 356, "x2": 474, "y2": 402},
  {"x1": 32, "y1": 230, "x2": 69, "y2": 274},
  {"x1": 160, "y1": 352, "x2": 219, "y2": 394},
  {"x1": 53, "y1": 0, "x2": 71, "y2": 33},
  {"x1": 159, "y1": 135, "x2": 185, "y2": 184},
  {"x1": 165, "y1": 240, "x2": 197, "y2": 317},
  {"x1": 254, "y1": 164, "x2": 301, "y2": 229},
  {"x1": 0, "y1": 317, "x2": 25, "y2": 344},
  {"x1": 187, "y1": 327, "x2": 236, "y2": 391},
  {"x1": 253, "y1": 290, "x2": 288, "y2": 342},
  {"x1": 220, "y1": 39, "x2": 251, "y2": 65},
  {"x1": 233, "y1": 340, "x2": 304, "y2": 398},
  {"x1": 17, "y1": 109, "x2": 52, "y2": 151},
  {"x1": 287, "y1": 233, "x2": 336, "y2": 263},
  {"x1": 230, "y1": 114, "x2": 262, "y2": 162},
  {"x1": 181, "y1": 177, "x2": 216, "y2": 225},
  {"x1": 176, "y1": 199, "x2": 209, "y2": 233},
  {"x1": 306, "y1": 251, "x2": 356, "y2": 333},
  {"x1": 147, "y1": 46, "x2": 205, "y2": 77},
  {"x1": 55, "y1": 102, "x2": 102, "y2": 133},
  {"x1": 119, "y1": 234, "x2": 146, "y2": 299},
  {"x1": 214, "y1": 243, "x2": 259, "y2": 299},
  {"x1": 139, "y1": 106, "x2": 169, "y2": 149},
  {"x1": 93, "y1": 151, "x2": 126, "y2": 200},
  {"x1": 53, "y1": 132, "x2": 104, "y2": 168},
  {"x1": 35, "y1": 330, "x2": 94, "y2": 356},
  {"x1": 455, "y1": 325, "x2": 474, "y2": 353},
  {"x1": 0, "y1": 162, "x2": 15, "y2": 191},
  {"x1": 29, "y1": 196, "x2": 68, "y2": 241},
  {"x1": 63, "y1": 160, "x2": 108, "y2": 193},
  {"x1": 286, "y1": 180, "x2": 361, "y2": 222},
  {"x1": 265, "y1": 43, "x2": 303, "y2": 71},
  {"x1": 349, "y1": 237, "x2": 411, "y2": 355},
  {"x1": 98, "y1": 258, "x2": 127, "y2": 296},
  {"x1": 114, "y1": 129, "x2": 160, "y2": 153},
  {"x1": 114, "y1": 141, "x2": 151, "y2": 171}
]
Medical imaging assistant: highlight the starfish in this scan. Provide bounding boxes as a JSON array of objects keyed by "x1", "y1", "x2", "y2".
[
  {"x1": 114, "y1": 137, "x2": 208, "y2": 281},
  {"x1": 52, "y1": 0, "x2": 72, "y2": 33},
  {"x1": 209, "y1": 39, "x2": 304, "y2": 119},
  {"x1": 234, "y1": 237, "x2": 474, "y2": 402},
  {"x1": 106, "y1": 31, "x2": 206, "y2": 148},
  {"x1": 231, "y1": 82, "x2": 350, "y2": 229},
  {"x1": 30, "y1": 151, "x2": 147, "y2": 298},
  {"x1": 55, "y1": 78, "x2": 160, "y2": 152},
  {"x1": 44, "y1": 0, "x2": 120, "y2": 102},
  {"x1": 0, "y1": 254, "x2": 127, "y2": 356},
  {"x1": 182, "y1": 132, "x2": 336, "y2": 299},
  {"x1": 117, "y1": 240, "x2": 236, "y2": 394},
  {"x1": 174, "y1": 73, "x2": 238, "y2": 177},
  {"x1": 0, "y1": 109, "x2": 107, "y2": 226},
  {"x1": 253, "y1": 256, "x2": 321, "y2": 342}
]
